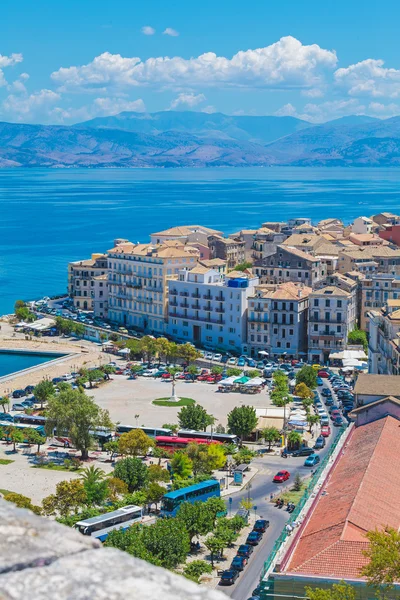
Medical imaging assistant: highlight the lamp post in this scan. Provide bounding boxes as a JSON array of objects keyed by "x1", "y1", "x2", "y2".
[{"x1": 135, "y1": 414, "x2": 139, "y2": 427}]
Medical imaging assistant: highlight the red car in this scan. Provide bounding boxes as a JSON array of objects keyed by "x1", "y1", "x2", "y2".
[
  {"x1": 273, "y1": 470, "x2": 290, "y2": 483},
  {"x1": 318, "y1": 370, "x2": 329, "y2": 378},
  {"x1": 321, "y1": 425, "x2": 331, "y2": 437},
  {"x1": 197, "y1": 374, "x2": 210, "y2": 381}
]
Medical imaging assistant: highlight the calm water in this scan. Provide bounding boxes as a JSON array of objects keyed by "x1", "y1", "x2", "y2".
[
  {"x1": 1, "y1": 167, "x2": 400, "y2": 315},
  {"x1": 0, "y1": 352, "x2": 65, "y2": 378}
]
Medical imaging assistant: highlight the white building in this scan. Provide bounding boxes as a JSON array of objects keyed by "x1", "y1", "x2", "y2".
[
  {"x1": 167, "y1": 267, "x2": 258, "y2": 353},
  {"x1": 352, "y1": 216, "x2": 374, "y2": 235},
  {"x1": 93, "y1": 274, "x2": 108, "y2": 319}
]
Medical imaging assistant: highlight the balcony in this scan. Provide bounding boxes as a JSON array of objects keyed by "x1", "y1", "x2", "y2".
[
  {"x1": 169, "y1": 300, "x2": 178, "y2": 307},
  {"x1": 204, "y1": 305, "x2": 212, "y2": 312},
  {"x1": 215, "y1": 307, "x2": 225, "y2": 313},
  {"x1": 203, "y1": 293, "x2": 213, "y2": 300},
  {"x1": 179, "y1": 291, "x2": 189, "y2": 297},
  {"x1": 191, "y1": 292, "x2": 201, "y2": 298},
  {"x1": 191, "y1": 303, "x2": 201, "y2": 310},
  {"x1": 170, "y1": 289, "x2": 178, "y2": 296},
  {"x1": 215, "y1": 295, "x2": 225, "y2": 302},
  {"x1": 169, "y1": 312, "x2": 224, "y2": 325},
  {"x1": 180, "y1": 302, "x2": 189, "y2": 308}
]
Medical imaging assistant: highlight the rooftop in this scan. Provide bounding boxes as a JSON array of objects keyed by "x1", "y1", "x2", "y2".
[
  {"x1": 151, "y1": 225, "x2": 222, "y2": 237},
  {"x1": 285, "y1": 416, "x2": 400, "y2": 579},
  {"x1": 254, "y1": 281, "x2": 312, "y2": 300},
  {"x1": 310, "y1": 285, "x2": 350, "y2": 297},
  {"x1": 354, "y1": 374, "x2": 400, "y2": 397},
  {"x1": 281, "y1": 234, "x2": 323, "y2": 248},
  {"x1": 277, "y1": 245, "x2": 317, "y2": 262}
]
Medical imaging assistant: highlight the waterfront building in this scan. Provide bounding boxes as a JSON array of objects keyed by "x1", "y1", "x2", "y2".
[
  {"x1": 338, "y1": 246, "x2": 400, "y2": 275},
  {"x1": 251, "y1": 228, "x2": 287, "y2": 264},
  {"x1": 107, "y1": 241, "x2": 199, "y2": 334},
  {"x1": 228, "y1": 229, "x2": 259, "y2": 262},
  {"x1": 199, "y1": 258, "x2": 227, "y2": 275},
  {"x1": 93, "y1": 274, "x2": 108, "y2": 319},
  {"x1": 253, "y1": 245, "x2": 324, "y2": 287},
  {"x1": 368, "y1": 303, "x2": 400, "y2": 375},
  {"x1": 360, "y1": 274, "x2": 400, "y2": 331},
  {"x1": 371, "y1": 212, "x2": 400, "y2": 227},
  {"x1": 247, "y1": 282, "x2": 311, "y2": 359},
  {"x1": 68, "y1": 254, "x2": 108, "y2": 311},
  {"x1": 167, "y1": 267, "x2": 258, "y2": 353},
  {"x1": 307, "y1": 285, "x2": 357, "y2": 364},
  {"x1": 208, "y1": 235, "x2": 246, "y2": 270},
  {"x1": 150, "y1": 225, "x2": 222, "y2": 246},
  {"x1": 352, "y1": 215, "x2": 374, "y2": 234},
  {"x1": 379, "y1": 223, "x2": 400, "y2": 247},
  {"x1": 281, "y1": 233, "x2": 326, "y2": 255}
]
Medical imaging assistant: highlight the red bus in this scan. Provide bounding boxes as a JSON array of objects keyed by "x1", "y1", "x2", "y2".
[{"x1": 155, "y1": 436, "x2": 222, "y2": 451}]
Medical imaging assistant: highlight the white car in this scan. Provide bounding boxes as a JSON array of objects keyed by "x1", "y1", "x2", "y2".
[
  {"x1": 228, "y1": 357, "x2": 236, "y2": 365},
  {"x1": 213, "y1": 353, "x2": 223, "y2": 362},
  {"x1": 62, "y1": 373, "x2": 74, "y2": 381},
  {"x1": 142, "y1": 369, "x2": 159, "y2": 377},
  {"x1": 205, "y1": 352, "x2": 214, "y2": 360}
]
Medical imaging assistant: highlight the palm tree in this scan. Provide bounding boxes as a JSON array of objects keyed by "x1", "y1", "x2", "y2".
[
  {"x1": 80, "y1": 465, "x2": 105, "y2": 486},
  {"x1": 287, "y1": 430, "x2": 302, "y2": 450},
  {"x1": 0, "y1": 396, "x2": 10, "y2": 413},
  {"x1": 307, "y1": 413, "x2": 320, "y2": 434}
]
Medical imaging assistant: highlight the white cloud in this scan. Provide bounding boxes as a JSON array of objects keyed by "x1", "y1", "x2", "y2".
[
  {"x1": 202, "y1": 105, "x2": 216, "y2": 114},
  {"x1": 51, "y1": 36, "x2": 337, "y2": 93},
  {"x1": 93, "y1": 97, "x2": 146, "y2": 114},
  {"x1": 301, "y1": 87, "x2": 324, "y2": 98},
  {"x1": 0, "y1": 52, "x2": 23, "y2": 87},
  {"x1": 274, "y1": 103, "x2": 297, "y2": 117},
  {"x1": 163, "y1": 28, "x2": 179, "y2": 37},
  {"x1": 141, "y1": 26, "x2": 155, "y2": 36},
  {"x1": 334, "y1": 59, "x2": 400, "y2": 98},
  {"x1": 170, "y1": 92, "x2": 206, "y2": 109},
  {"x1": 274, "y1": 99, "x2": 369, "y2": 122},
  {"x1": 8, "y1": 73, "x2": 30, "y2": 93},
  {"x1": 1, "y1": 89, "x2": 60, "y2": 121}
]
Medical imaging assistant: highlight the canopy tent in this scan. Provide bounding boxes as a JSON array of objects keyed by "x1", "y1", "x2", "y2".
[
  {"x1": 234, "y1": 376, "x2": 250, "y2": 384},
  {"x1": 258, "y1": 350, "x2": 269, "y2": 356},
  {"x1": 244, "y1": 377, "x2": 264, "y2": 386},
  {"x1": 27, "y1": 318, "x2": 56, "y2": 331},
  {"x1": 220, "y1": 376, "x2": 238, "y2": 386},
  {"x1": 329, "y1": 349, "x2": 367, "y2": 361},
  {"x1": 288, "y1": 419, "x2": 307, "y2": 427},
  {"x1": 102, "y1": 340, "x2": 114, "y2": 347},
  {"x1": 14, "y1": 322, "x2": 28, "y2": 328},
  {"x1": 118, "y1": 348, "x2": 131, "y2": 355},
  {"x1": 343, "y1": 358, "x2": 364, "y2": 367}
]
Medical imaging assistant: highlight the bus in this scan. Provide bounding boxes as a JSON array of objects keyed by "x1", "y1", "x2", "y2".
[
  {"x1": 177, "y1": 429, "x2": 239, "y2": 446},
  {"x1": 13, "y1": 414, "x2": 47, "y2": 427},
  {"x1": 160, "y1": 480, "x2": 222, "y2": 517},
  {"x1": 74, "y1": 505, "x2": 143, "y2": 542},
  {"x1": 116, "y1": 425, "x2": 173, "y2": 438},
  {"x1": 0, "y1": 420, "x2": 46, "y2": 438},
  {"x1": 155, "y1": 436, "x2": 222, "y2": 451}
]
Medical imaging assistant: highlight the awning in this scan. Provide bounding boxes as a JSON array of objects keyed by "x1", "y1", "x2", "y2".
[
  {"x1": 244, "y1": 377, "x2": 264, "y2": 386},
  {"x1": 258, "y1": 350, "x2": 269, "y2": 356},
  {"x1": 234, "y1": 376, "x2": 250, "y2": 384},
  {"x1": 220, "y1": 376, "x2": 238, "y2": 385},
  {"x1": 288, "y1": 420, "x2": 307, "y2": 427},
  {"x1": 118, "y1": 348, "x2": 131, "y2": 355},
  {"x1": 102, "y1": 341, "x2": 114, "y2": 346}
]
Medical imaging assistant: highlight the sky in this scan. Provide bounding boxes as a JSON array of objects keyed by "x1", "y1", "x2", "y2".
[{"x1": 2, "y1": 0, "x2": 400, "y2": 125}]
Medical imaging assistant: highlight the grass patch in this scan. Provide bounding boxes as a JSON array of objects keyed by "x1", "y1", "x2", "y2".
[
  {"x1": 275, "y1": 483, "x2": 308, "y2": 505},
  {"x1": 0, "y1": 488, "x2": 13, "y2": 495},
  {"x1": 152, "y1": 397, "x2": 196, "y2": 407},
  {"x1": 0, "y1": 459, "x2": 14, "y2": 465},
  {"x1": 33, "y1": 464, "x2": 83, "y2": 472}
]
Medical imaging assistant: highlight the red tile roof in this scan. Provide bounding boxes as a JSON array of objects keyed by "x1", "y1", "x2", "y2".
[{"x1": 286, "y1": 416, "x2": 400, "y2": 579}]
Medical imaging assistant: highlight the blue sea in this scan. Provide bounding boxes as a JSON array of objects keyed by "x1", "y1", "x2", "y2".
[
  {"x1": 1, "y1": 167, "x2": 400, "y2": 316},
  {"x1": 0, "y1": 351, "x2": 65, "y2": 378}
]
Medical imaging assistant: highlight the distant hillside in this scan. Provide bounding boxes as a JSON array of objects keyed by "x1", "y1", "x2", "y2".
[
  {"x1": 77, "y1": 111, "x2": 311, "y2": 145},
  {"x1": 1, "y1": 111, "x2": 400, "y2": 168}
]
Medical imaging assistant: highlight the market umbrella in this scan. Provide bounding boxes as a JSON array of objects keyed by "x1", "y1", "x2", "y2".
[
  {"x1": 244, "y1": 377, "x2": 264, "y2": 386},
  {"x1": 234, "y1": 376, "x2": 250, "y2": 384},
  {"x1": 118, "y1": 348, "x2": 131, "y2": 355},
  {"x1": 258, "y1": 350, "x2": 269, "y2": 356}
]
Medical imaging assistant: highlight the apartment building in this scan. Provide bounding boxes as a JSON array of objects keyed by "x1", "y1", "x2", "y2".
[
  {"x1": 368, "y1": 302, "x2": 400, "y2": 375},
  {"x1": 281, "y1": 233, "x2": 326, "y2": 254},
  {"x1": 167, "y1": 268, "x2": 258, "y2": 353},
  {"x1": 150, "y1": 225, "x2": 222, "y2": 245},
  {"x1": 338, "y1": 246, "x2": 400, "y2": 275},
  {"x1": 107, "y1": 241, "x2": 199, "y2": 334},
  {"x1": 352, "y1": 216, "x2": 374, "y2": 234},
  {"x1": 93, "y1": 274, "x2": 108, "y2": 319},
  {"x1": 308, "y1": 285, "x2": 357, "y2": 364},
  {"x1": 68, "y1": 254, "x2": 108, "y2": 310},
  {"x1": 208, "y1": 235, "x2": 246, "y2": 270},
  {"x1": 251, "y1": 228, "x2": 287, "y2": 263},
  {"x1": 253, "y1": 245, "x2": 324, "y2": 287},
  {"x1": 247, "y1": 282, "x2": 311, "y2": 359},
  {"x1": 361, "y1": 274, "x2": 400, "y2": 331},
  {"x1": 371, "y1": 212, "x2": 400, "y2": 227},
  {"x1": 379, "y1": 223, "x2": 400, "y2": 247},
  {"x1": 228, "y1": 230, "x2": 258, "y2": 261}
]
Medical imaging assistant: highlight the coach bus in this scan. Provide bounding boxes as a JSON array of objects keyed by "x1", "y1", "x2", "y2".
[
  {"x1": 116, "y1": 425, "x2": 173, "y2": 438},
  {"x1": 13, "y1": 414, "x2": 47, "y2": 427},
  {"x1": 177, "y1": 429, "x2": 239, "y2": 446},
  {"x1": 155, "y1": 435, "x2": 222, "y2": 451},
  {"x1": 0, "y1": 420, "x2": 46, "y2": 438},
  {"x1": 160, "y1": 480, "x2": 223, "y2": 517},
  {"x1": 74, "y1": 505, "x2": 143, "y2": 542}
]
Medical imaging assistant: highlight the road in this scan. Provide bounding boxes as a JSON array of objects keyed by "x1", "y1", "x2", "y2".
[{"x1": 221, "y1": 379, "x2": 342, "y2": 600}]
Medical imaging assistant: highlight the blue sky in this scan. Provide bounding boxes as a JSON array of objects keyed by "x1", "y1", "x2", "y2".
[{"x1": 2, "y1": 0, "x2": 400, "y2": 124}]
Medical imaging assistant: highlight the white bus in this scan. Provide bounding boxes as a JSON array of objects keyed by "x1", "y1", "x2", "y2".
[{"x1": 74, "y1": 505, "x2": 142, "y2": 542}]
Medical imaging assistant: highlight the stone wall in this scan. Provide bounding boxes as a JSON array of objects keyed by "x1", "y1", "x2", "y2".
[{"x1": 0, "y1": 499, "x2": 227, "y2": 600}]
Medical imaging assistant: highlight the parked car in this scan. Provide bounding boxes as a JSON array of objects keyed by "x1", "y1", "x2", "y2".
[
  {"x1": 237, "y1": 544, "x2": 254, "y2": 558},
  {"x1": 246, "y1": 531, "x2": 263, "y2": 545},
  {"x1": 253, "y1": 519, "x2": 270, "y2": 532},
  {"x1": 213, "y1": 353, "x2": 223, "y2": 362},
  {"x1": 142, "y1": 369, "x2": 159, "y2": 377},
  {"x1": 321, "y1": 388, "x2": 332, "y2": 397},
  {"x1": 318, "y1": 370, "x2": 329, "y2": 378},
  {"x1": 333, "y1": 416, "x2": 344, "y2": 426},
  {"x1": 314, "y1": 436, "x2": 326, "y2": 450},
  {"x1": 61, "y1": 373, "x2": 74, "y2": 381},
  {"x1": 330, "y1": 409, "x2": 341, "y2": 420},
  {"x1": 238, "y1": 357, "x2": 246, "y2": 367},
  {"x1": 219, "y1": 570, "x2": 239, "y2": 586},
  {"x1": 304, "y1": 453, "x2": 320, "y2": 467},
  {"x1": 325, "y1": 397, "x2": 334, "y2": 406},
  {"x1": 247, "y1": 359, "x2": 256, "y2": 367},
  {"x1": 321, "y1": 425, "x2": 331, "y2": 437},
  {"x1": 231, "y1": 556, "x2": 247, "y2": 571},
  {"x1": 205, "y1": 352, "x2": 214, "y2": 360},
  {"x1": 24, "y1": 385, "x2": 35, "y2": 394},
  {"x1": 292, "y1": 447, "x2": 314, "y2": 457},
  {"x1": 273, "y1": 470, "x2": 290, "y2": 483},
  {"x1": 228, "y1": 357, "x2": 237, "y2": 365},
  {"x1": 12, "y1": 389, "x2": 26, "y2": 398},
  {"x1": 12, "y1": 403, "x2": 26, "y2": 411},
  {"x1": 257, "y1": 361, "x2": 265, "y2": 369},
  {"x1": 316, "y1": 377, "x2": 323, "y2": 386}
]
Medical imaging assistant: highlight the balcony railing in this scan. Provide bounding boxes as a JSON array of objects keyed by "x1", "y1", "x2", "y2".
[
  {"x1": 203, "y1": 294, "x2": 213, "y2": 300},
  {"x1": 180, "y1": 291, "x2": 189, "y2": 297},
  {"x1": 180, "y1": 302, "x2": 189, "y2": 308},
  {"x1": 191, "y1": 303, "x2": 201, "y2": 309},
  {"x1": 169, "y1": 312, "x2": 224, "y2": 325},
  {"x1": 170, "y1": 290, "x2": 178, "y2": 296},
  {"x1": 191, "y1": 292, "x2": 201, "y2": 298},
  {"x1": 215, "y1": 307, "x2": 225, "y2": 313},
  {"x1": 204, "y1": 305, "x2": 212, "y2": 312}
]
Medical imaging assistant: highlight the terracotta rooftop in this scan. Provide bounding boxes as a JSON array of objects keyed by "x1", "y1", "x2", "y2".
[
  {"x1": 286, "y1": 416, "x2": 400, "y2": 579},
  {"x1": 253, "y1": 282, "x2": 312, "y2": 300},
  {"x1": 151, "y1": 225, "x2": 222, "y2": 237},
  {"x1": 310, "y1": 285, "x2": 350, "y2": 297},
  {"x1": 354, "y1": 374, "x2": 400, "y2": 397},
  {"x1": 277, "y1": 245, "x2": 317, "y2": 262},
  {"x1": 282, "y1": 234, "x2": 323, "y2": 248},
  {"x1": 199, "y1": 258, "x2": 226, "y2": 267}
]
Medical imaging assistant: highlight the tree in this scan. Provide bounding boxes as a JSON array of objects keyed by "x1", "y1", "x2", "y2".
[
  {"x1": 42, "y1": 480, "x2": 87, "y2": 516},
  {"x1": 147, "y1": 464, "x2": 170, "y2": 483},
  {"x1": 227, "y1": 367, "x2": 242, "y2": 377},
  {"x1": 161, "y1": 423, "x2": 179, "y2": 434},
  {"x1": 155, "y1": 337, "x2": 172, "y2": 365},
  {"x1": 87, "y1": 369, "x2": 104, "y2": 388},
  {"x1": 185, "y1": 443, "x2": 212, "y2": 477},
  {"x1": 4, "y1": 492, "x2": 41, "y2": 515},
  {"x1": 145, "y1": 482, "x2": 165, "y2": 510},
  {"x1": 227, "y1": 405, "x2": 258, "y2": 443},
  {"x1": 183, "y1": 560, "x2": 212, "y2": 583},
  {"x1": 179, "y1": 343, "x2": 202, "y2": 366},
  {"x1": 104, "y1": 440, "x2": 119, "y2": 460},
  {"x1": 80, "y1": 465, "x2": 108, "y2": 505},
  {"x1": 233, "y1": 261, "x2": 253, "y2": 271},
  {"x1": 170, "y1": 451, "x2": 193, "y2": 479},
  {"x1": 34, "y1": 379, "x2": 55, "y2": 410},
  {"x1": 130, "y1": 364, "x2": 144, "y2": 377},
  {"x1": 106, "y1": 477, "x2": 129, "y2": 502},
  {"x1": 207, "y1": 443, "x2": 227, "y2": 470},
  {"x1": 113, "y1": 457, "x2": 148, "y2": 492},
  {"x1": 118, "y1": 429, "x2": 154, "y2": 457},
  {"x1": 15, "y1": 300, "x2": 36, "y2": 322},
  {"x1": 205, "y1": 535, "x2": 225, "y2": 568},
  {"x1": 9, "y1": 428, "x2": 24, "y2": 451},
  {"x1": 0, "y1": 396, "x2": 10, "y2": 413},
  {"x1": 102, "y1": 364, "x2": 115, "y2": 380},
  {"x1": 187, "y1": 365, "x2": 199, "y2": 380},
  {"x1": 305, "y1": 582, "x2": 356, "y2": 600},
  {"x1": 177, "y1": 502, "x2": 214, "y2": 543},
  {"x1": 307, "y1": 413, "x2": 320, "y2": 433},
  {"x1": 348, "y1": 327, "x2": 368, "y2": 352},
  {"x1": 295, "y1": 382, "x2": 313, "y2": 399},
  {"x1": 45, "y1": 388, "x2": 113, "y2": 459},
  {"x1": 263, "y1": 426, "x2": 281, "y2": 450},
  {"x1": 73, "y1": 322, "x2": 85, "y2": 337},
  {"x1": 215, "y1": 517, "x2": 240, "y2": 552},
  {"x1": 293, "y1": 472, "x2": 303, "y2": 492},
  {"x1": 239, "y1": 498, "x2": 253, "y2": 511},
  {"x1": 233, "y1": 447, "x2": 256, "y2": 465},
  {"x1": 296, "y1": 365, "x2": 317, "y2": 389},
  {"x1": 361, "y1": 527, "x2": 400, "y2": 598},
  {"x1": 140, "y1": 335, "x2": 158, "y2": 364},
  {"x1": 141, "y1": 517, "x2": 190, "y2": 569},
  {"x1": 105, "y1": 523, "x2": 158, "y2": 565},
  {"x1": 25, "y1": 428, "x2": 46, "y2": 452},
  {"x1": 178, "y1": 403, "x2": 214, "y2": 431},
  {"x1": 287, "y1": 430, "x2": 302, "y2": 450},
  {"x1": 203, "y1": 496, "x2": 227, "y2": 528},
  {"x1": 211, "y1": 365, "x2": 223, "y2": 375}
]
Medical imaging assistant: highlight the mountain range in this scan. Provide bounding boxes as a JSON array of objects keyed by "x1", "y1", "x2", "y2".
[{"x1": 2, "y1": 110, "x2": 400, "y2": 168}]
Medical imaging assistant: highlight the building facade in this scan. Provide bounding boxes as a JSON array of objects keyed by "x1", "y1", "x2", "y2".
[
  {"x1": 253, "y1": 246, "x2": 324, "y2": 287},
  {"x1": 68, "y1": 254, "x2": 108, "y2": 310},
  {"x1": 368, "y1": 302, "x2": 400, "y2": 375},
  {"x1": 360, "y1": 274, "x2": 400, "y2": 331},
  {"x1": 93, "y1": 274, "x2": 109, "y2": 319},
  {"x1": 208, "y1": 236, "x2": 246, "y2": 270},
  {"x1": 167, "y1": 268, "x2": 258, "y2": 353}
]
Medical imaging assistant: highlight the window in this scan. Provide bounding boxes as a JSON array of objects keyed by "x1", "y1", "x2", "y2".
[
  {"x1": 313, "y1": 324, "x2": 318, "y2": 332},
  {"x1": 286, "y1": 342, "x2": 290, "y2": 349},
  {"x1": 337, "y1": 300, "x2": 342, "y2": 308},
  {"x1": 229, "y1": 327, "x2": 235, "y2": 333},
  {"x1": 206, "y1": 324, "x2": 212, "y2": 330},
  {"x1": 273, "y1": 328, "x2": 278, "y2": 335},
  {"x1": 206, "y1": 336, "x2": 212, "y2": 342},
  {"x1": 183, "y1": 321, "x2": 188, "y2": 327},
  {"x1": 277, "y1": 341, "x2": 281, "y2": 348},
  {"x1": 289, "y1": 329, "x2": 293, "y2": 335},
  {"x1": 314, "y1": 299, "x2": 319, "y2": 307},
  {"x1": 218, "y1": 337, "x2": 223, "y2": 344},
  {"x1": 325, "y1": 299, "x2": 330, "y2": 307}
]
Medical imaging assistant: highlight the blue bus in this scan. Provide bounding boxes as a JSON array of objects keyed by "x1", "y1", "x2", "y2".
[
  {"x1": 74, "y1": 505, "x2": 143, "y2": 542},
  {"x1": 0, "y1": 420, "x2": 46, "y2": 437},
  {"x1": 160, "y1": 479, "x2": 222, "y2": 517}
]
